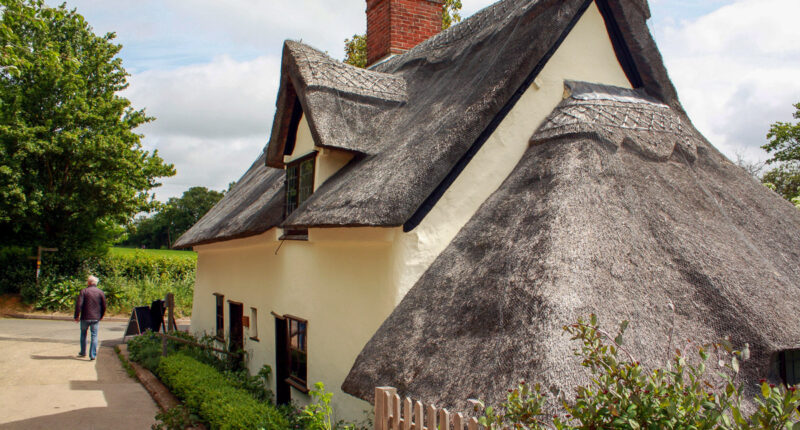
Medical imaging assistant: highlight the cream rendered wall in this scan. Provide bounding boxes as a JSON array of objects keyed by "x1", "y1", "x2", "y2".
[
  {"x1": 285, "y1": 115, "x2": 355, "y2": 190},
  {"x1": 192, "y1": 227, "x2": 395, "y2": 421},
  {"x1": 389, "y1": 1, "x2": 633, "y2": 302},
  {"x1": 191, "y1": 1, "x2": 632, "y2": 422}
]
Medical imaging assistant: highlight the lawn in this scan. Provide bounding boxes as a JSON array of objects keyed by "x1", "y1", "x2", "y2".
[{"x1": 110, "y1": 247, "x2": 197, "y2": 260}]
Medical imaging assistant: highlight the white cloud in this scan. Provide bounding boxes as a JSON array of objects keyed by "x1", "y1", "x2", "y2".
[
  {"x1": 124, "y1": 55, "x2": 281, "y2": 199},
  {"x1": 655, "y1": 0, "x2": 800, "y2": 162}
]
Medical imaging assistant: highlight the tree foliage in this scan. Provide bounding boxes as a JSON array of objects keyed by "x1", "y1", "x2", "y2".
[
  {"x1": 344, "y1": 0, "x2": 462, "y2": 67},
  {"x1": 761, "y1": 103, "x2": 800, "y2": 208},
  {"x1": 123, "y1": 186, "x2": 224, "y2": 249},
  {"x1": 0, "y1": 0, "x2": 174, "y2": 261}
]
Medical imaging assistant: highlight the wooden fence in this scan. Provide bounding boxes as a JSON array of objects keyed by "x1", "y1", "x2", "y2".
[{"x1": 374, "y1": 387, "x2": 482, "y2": 430}]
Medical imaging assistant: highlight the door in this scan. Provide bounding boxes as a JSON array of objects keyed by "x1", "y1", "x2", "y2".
[
  {"x1": 228, "y1": 302, "x2": 244, "y2": 352},
  {"x1": 274, "y1": 314, "x2": 290, "y2": 405}
]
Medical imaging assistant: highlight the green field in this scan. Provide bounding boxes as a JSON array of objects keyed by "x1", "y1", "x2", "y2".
[{"x1": 110, "y1": 247, "x2": 197, "y2": 260}]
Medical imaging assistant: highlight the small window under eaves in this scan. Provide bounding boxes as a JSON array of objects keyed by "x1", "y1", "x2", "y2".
[{"x1": 781, "y1": 349, "x2": 800, "y2": 386}]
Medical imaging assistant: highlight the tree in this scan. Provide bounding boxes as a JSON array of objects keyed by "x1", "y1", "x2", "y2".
[
  {"x1": 344, "y1": 0, "x2": 463, "y2": 67},
  {"x1": 761, "y1": 103, "x2": 800, "y2": 208},
  {"x1": 123, "y1": 187, "x2": 224, "y2": 249},
  {"x1": 0, "y1": 0, "x2": 174, "y2": 261}
]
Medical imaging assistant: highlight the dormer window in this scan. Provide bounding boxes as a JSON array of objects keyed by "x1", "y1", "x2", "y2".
[{"x1": 285, "y1": 152, "x2": 316, "y2": 217}]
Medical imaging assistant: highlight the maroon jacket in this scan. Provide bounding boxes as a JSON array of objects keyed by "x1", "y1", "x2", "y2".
[{"x1": 74, "y1": 286, "x2": 106, "y2": 321}]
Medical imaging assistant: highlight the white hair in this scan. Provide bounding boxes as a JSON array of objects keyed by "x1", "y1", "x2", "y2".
[{"x1": 87, "y1": 275, "x2": 99, "y2": 286}]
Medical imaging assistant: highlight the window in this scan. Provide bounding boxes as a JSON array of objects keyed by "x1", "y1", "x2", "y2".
[
  {"x1": 286, "y1": 315, "x2": 308, "y2": 388},
  {"x1": 249, "y1": 307, "x2": 259, "y2": 341},
  {"x1": 781, "y1": 349, "x2": 800, "y2": 386},
  {"x1": 214, "y1": 293, "x2": 224, "y2": 340},
  {"x1": 285, "y1": 152, "x2": 316, "y2": 217}
]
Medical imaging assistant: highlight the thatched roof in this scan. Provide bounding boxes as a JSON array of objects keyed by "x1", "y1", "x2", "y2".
[
  {"x1": 341, "y1": 81, "x2": 800, "y2": 412},
  {"x1": 271, "y1": 0, "x2": 673, "y2": 230},
  {"x1": 172, "y1": 152, "x2": 285, "y2": 248},
  {"x1": 180, "y1": 0, "x2": 672, "y2": 244}
]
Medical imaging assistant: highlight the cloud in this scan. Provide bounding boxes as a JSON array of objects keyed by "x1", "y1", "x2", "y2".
[
  {"x1": 654, "y1": 0, "x2": 800, "y2": 162},
  {"x1": 124, "y1": 55, "x2": 281, "y2": 199}
]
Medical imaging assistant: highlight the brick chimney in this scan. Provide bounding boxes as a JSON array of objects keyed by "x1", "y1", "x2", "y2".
[{"x1": 366, "y1": 0, "x2": 444, "y2": 67}]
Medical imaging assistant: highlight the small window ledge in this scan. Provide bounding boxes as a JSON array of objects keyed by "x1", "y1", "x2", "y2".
[
  {"x1": 279, "y1": 234, "x2": 308, "y2": 241},
  {"x1": 249, "y1": 336, "x2": 260, "y2": 342},
  {"x1": 286, "y1": 377, "x2": 309, "y2": 394}
]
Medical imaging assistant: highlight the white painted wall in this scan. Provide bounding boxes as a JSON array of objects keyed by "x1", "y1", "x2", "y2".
[
  {"x1": 389, "y1": 1, "x2": 632, "y2": 302},
  {"x1": 192, "y1": 228, "x2": 397, "y2": 421},
  {"x1": 191, "y1": 1, "x2": 631, "y2": 422}
]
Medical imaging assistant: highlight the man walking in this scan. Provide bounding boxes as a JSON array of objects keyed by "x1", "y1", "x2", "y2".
[{"x1": 74, "y1": 275, "x2": 106, "y2": 360}]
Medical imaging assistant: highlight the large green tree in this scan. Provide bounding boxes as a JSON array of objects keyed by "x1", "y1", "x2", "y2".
[
  {"x1": 344, "y1": 0, "x2": 462, "y2": 68},
  {"x1": 761, "y1": 103, "x2": 800, "y2": 208},
  {"x1": 0, "y1": 0, "x2": 174, "y2": 261},
  {"x1": 123, "y1": 187, "x2": 224, "y2": 250}
]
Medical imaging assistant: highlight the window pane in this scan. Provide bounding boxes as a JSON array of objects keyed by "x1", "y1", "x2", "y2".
[
  {"x1": 286, "y1": 164, "x2": 298, "y2": 215},
  {"x1": 789, "y1": 350, "x2": 800, "y2": 385},
  {"x1": 298, "y1": 158, "x2": 314, "y2": 205},
  {"x1": 298, "y1": 321, "x2": 307, "y2": 351}
]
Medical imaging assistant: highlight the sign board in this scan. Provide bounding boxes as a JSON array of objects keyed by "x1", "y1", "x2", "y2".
[{"x1": 124, "y1": 306, "x2": 154, "y2": 337}]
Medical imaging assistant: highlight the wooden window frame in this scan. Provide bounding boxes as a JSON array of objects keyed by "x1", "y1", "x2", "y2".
[
  {"x1": 284, "y1": 151, "x2": 317, "y2": 221},
  {"x1": 213, "y1": 293, "x2": 224, "y2": 341},
  {"x1": 285, "y1": 314, "x2": 308, "y2": 392}
]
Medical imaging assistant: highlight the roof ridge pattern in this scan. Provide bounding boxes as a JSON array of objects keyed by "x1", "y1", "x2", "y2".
[
  {"x1": 538, "y1": 99, "x2": 688, "y2": 136},
  {"x1": 287, "y1": 41, "x2": 408, "y2": 102}
]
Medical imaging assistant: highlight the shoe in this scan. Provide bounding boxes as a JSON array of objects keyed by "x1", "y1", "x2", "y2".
[
  {"x1": 90, "y1": 357, "x2": 95, "y2": 361},
  {"x1": 78, "y1": 353, "x2": 86, "y2": 357}
]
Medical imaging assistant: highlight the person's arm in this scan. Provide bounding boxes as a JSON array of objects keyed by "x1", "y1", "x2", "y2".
[
  {"x1": 100, "y1": 291, "x2": 106, "y2": 320},
  {"x1": 74, "y1": 290, "x2": 83, "y2": 321}
]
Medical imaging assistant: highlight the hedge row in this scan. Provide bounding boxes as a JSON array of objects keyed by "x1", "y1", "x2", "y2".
[{"x1": 157, "y1": 353, "x2": 289, "y2": 430}]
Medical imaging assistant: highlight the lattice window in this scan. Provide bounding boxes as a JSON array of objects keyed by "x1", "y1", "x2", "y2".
[{"x1": 285, "y1": 153, "x2": 316, "y2": 218}]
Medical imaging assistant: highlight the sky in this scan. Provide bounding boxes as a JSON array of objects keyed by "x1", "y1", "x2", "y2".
[{"x1": 48, "y1": 0, "x2": 800, "y2": 201}]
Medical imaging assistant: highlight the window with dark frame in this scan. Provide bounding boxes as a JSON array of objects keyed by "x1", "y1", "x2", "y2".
[
  {"x1": 285, "y1": 152, "x2": 316, "y2": 218},
  {"x1": 286, "y1": 315, "x2": 308, "y2": 389},
  {"x1": 781, "y1": 349, "x2": 800, "y2": 386},
  {"x1": 214, "y1": 293, "x2": 224, "y2": 340}
]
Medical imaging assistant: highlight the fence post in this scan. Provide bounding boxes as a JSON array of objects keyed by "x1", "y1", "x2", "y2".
[
  {"x1": 375, "y1": 386, "x2": 397, "y2": 430},
  {"x1": 161, "y1": 334, "x2": 167, "y2": 357},
  {"x1": 165, "y1": 292, "x2": 175, "y2": 332}
]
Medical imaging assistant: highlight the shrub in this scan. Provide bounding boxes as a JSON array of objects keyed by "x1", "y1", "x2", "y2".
[
  {"x1": 479, "y1": 315, "x2": 800, "y2": 429},
  {"x1": 13, "y1": 248, "x2": 195, "y2": 316},
  {"x1": 157, "y1": 353, "x2": 289, "y2": 430}
]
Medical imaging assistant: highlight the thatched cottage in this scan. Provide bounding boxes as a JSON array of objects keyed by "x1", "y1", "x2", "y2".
[{"x1": 175, "y1": 0, "x2": 800, "y2": 420}]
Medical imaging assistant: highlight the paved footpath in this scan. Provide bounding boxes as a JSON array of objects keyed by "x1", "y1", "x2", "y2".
[{"x1": 0, "y1": 317, "x2": 158, "y2": 429}]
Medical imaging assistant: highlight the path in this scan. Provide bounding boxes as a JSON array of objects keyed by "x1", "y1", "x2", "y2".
[{"x1": 0, "y1": 317, "x2": 159, "y2": 429}]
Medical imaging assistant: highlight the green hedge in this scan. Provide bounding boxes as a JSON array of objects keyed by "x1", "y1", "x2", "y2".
[
  {"x1": 157, "y1": 353, "x2": 288, "y2": 430},
  {"x1": 4, "y1": 247, "x2": 195, "y2": 316}
]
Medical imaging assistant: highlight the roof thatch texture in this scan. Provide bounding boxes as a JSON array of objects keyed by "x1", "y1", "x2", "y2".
[
  {"x1": 342, "y1": 82, "x2": 800, "y2": 413},
  {"x1": 172, "y1": 152, "x2": 285, "y2": 248},
  {"x1": 273, "y1": 0, "x2": 671, "y2": 229}
]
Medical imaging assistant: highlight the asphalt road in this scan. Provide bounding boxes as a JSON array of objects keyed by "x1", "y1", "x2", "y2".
[{"x1": 0, "y1": 317, "x2": 159, "y2": 429}]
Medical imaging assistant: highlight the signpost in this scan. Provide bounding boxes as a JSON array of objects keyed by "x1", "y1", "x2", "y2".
[{"x1": 27, "y1": 246, "x2": 58, "y2": 288}]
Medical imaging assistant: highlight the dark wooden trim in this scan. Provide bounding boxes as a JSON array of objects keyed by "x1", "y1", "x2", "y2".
[
  {"x1": 287, "y1": 151, "x2": 318, "y2": 165},
  {"x1": 271, "y1": 311, "x2": 285, "y2": 319},
  {"x1": 212, "y1": 292, "x2": 224, "y2": 297},
  {"x1": 227, "y1": 299, "x2": 243, "y2": 305},
  {"x1": 284, "y1": 97, "x2": 304, "y2": 157},
  {"x1": 595, "y1": 0, "x2": 644, "y2": 88},
  {"x1": 402, "y1": 0, "x2": 596, "y2": 232},
  {"x1": 284, "y1": 314, "x2": 308, "y2": 324},
  {"x1": 286, "y1": 377, "x2": 309, "y2": 394}
]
